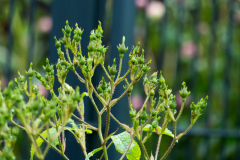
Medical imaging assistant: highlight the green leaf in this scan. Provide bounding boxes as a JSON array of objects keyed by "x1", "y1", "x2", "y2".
[
  {"x1": 85, "y1": 147, "x2": 103, "y2": 160},
  {"x1": 111, "y1": 132, "x2": 141, "y2": 160},
  {"x1": 30, "y1": 127, "x2": 59, "y2": 159},
  {"x1": 143, "y1": 124, "x2": 174, "y2": 138}
]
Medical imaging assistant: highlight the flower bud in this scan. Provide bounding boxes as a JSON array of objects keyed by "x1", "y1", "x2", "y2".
[
  {"x1": 179, "y1": 82, "x2": 191, "y2": 99},
  {"x1": 18, "y1": 71, "x2": 25, "y2": 83},
  {"x1": 152, "y1": 120, "x2": 158, "y2": 128},
  {"x1": 117, "y1": 36, "x2": 128, "y2": 55},
  {"x1": 54, "y1": 37, "x2": 61, "y2": 48},
  {"x1": 26, "y1": 63, "x2": 34, "y2": 77},
  {"x1": 129, "y1": 104, "x2": 136, "y2": 119},
  {"x1": 64, "y1": 20, "x2": 72, "y2": 36},
  {"x1": 169, "y1": 96, "x2": 177, "y2": 109}
]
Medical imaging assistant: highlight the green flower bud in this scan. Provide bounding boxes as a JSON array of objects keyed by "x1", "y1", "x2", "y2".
[
  {"x1": 140, "y1": 105, "x2": 148, "y2": 121},
  {"x1": 169, "y1": 96, "x2": 177, "y2": 109},
  {"x1": 88, "y1": 41, "x2": 95, "y2": 52},
  {"x1": 138, "y1": 49, "x2": 145, "y2": 64},
  {"x1": 143, "y1": 75, "x2": 148, "y2": 85},
  {"x1": 65, "y1": 20, "x2": 72, "y2": 35},
  {"x1": 18, "y1": 71, "x2": 25, "y2": 83},
  {"x1": 101, "y1": 78, "x2": 107, "y2": 90},
  {"x1": 179, "y1": 82, "x2": 191, "y2": 99},
  {"x1": 43, "y1": 58, "x2": 54, "y2": 72},
  {"x1": 151, "y1": 109, "x2": 157, "y2": 117},
  {"x1": 150, "y1": 89, "x2": 155, "y2": 97},
  {"x1": 73, "y1": 87, "x2": 81, "y2": 101},
  {"x1": 35, "y1": 72, "x2": 42, "y2": 80},
  {"x1": 117, "y1": 36, "x2": 128, "y2": 55},
  {"x1": 129, "y1": 104, "x2": 136, "y2": 119},
  {"x1": 190, "y1": 102, "x2": 197, "y2": 110},
  {"x1": 54, "y1": 37, "x2": 61, "y2": 48},
  {"x1": 26, "y1": 63, "x2": 34, "y2": 77},
  {"x1": 130, "y1": 56, "x2": 138, "y2": 64},
  {"x1": 152, "y1": 120, "x2": 158, "y2": 128},
  {"x1": 97, "y1": 86, "x2": 103, "y2": 93}
]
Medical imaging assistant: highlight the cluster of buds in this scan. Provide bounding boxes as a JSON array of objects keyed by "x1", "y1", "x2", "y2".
[
  {"x1": 0, "y1": 126, "x2": 19, "y2": 160},
  {"x1": 128, "y1": 42, "x2": 151, "y2": 81},
  {"x1": 87, "y1": 22, "x2": 107, "y2": 66},
  {"x1": 108, "y1": 59, "x2": 117, "y2": 80},
  {"x1": 97, "y1": 77, "x2": 111, "y2": 101},
  {"x1": 190, "y1": 96, "x2": 208, "y2": 124}
]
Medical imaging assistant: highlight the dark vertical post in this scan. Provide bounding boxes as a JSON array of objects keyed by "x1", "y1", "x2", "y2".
[
  {"x1": 6, "y1": 0, "x2": 15, "y2": 82},
  {"x1": 27, "y1": 0, "x2": 37, "y2": 65},
  {"x1": 157, "y1": 0, "x2": 168, "y2": 71},
  {"x1": 107, "y1": 0, "x2": 135, "y2": 159}
]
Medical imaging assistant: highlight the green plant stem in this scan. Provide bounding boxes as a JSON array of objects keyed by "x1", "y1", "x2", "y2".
[
  {"x1": 110, "y1": 80, "x2": 135, "y2": 107},
  {"x1": 99, "y1": 141, "x2": 113, "y2": 160},
  {"x1": 89, "y1": 82, "x2": 107, "y2": 106},
  {"x1": 176, "y1": 101, "x2": 185, "y2": 122},
  {"x1": 119, "y1": 133, "x2": 134, "y2": 160},
  {"x1": 78, "y1": 41, "x2": 82, "y2": 54},
  {"x1": 110, "y1": 113, "x2": 131, "y2": 132},
  {"x1": 101, "y1": 63, "x2": 112, "y2": 81},
  {"x1": 72, "y1": 114, "x2": 98, "y2": 131},
  {"x1": 141, "y1": 115, "x2": 152, "y2": 129},
  {"x1": 154, "y1": 134, "x2": 163, "y2": 160},
  {"x1": 74, "y1": 71, "x2": 85, "y2": 83},
  {"x1": 89, "y1": 96, "x2": 108, "y2": 160},
  {"x1": 139, "y1": 139, "x2": 150, "y2": 160},
  {"x1": 116, "y1": 57, "x2": 123, "y2": 80},
  {"x1": 38, "y1": 133, "x2": 69, "y2": 160},
  {"x1": 43, "y1": 125, "x2": 51, "y2": 157},
  {"x1": 135, "y1": 95, "x2": 149, "y2": 119},
  {"x1": 160, "y1": 138, "x2": 176, "y2": 160},
  {"x1": 30, "y1": 133, "x2": 44, "y2": 160},
  {"x1": 104, "y1": 105, "x2": 111, "y2": 139},
  {"x1": 114, "y1": 69, "x2": 130, "y2": 85},
  {"x1": 66, "y1": 129, "x2": 87, "y2": 157},
  {"x1": 65, "y1": 48, "x2": 72, "y2": 63},
  {"x1": 104, "y1": 81, "x2": 114, "y2": 139}
]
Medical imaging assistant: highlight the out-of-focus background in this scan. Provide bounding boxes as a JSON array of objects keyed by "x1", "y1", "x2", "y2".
[{"x1": 1, "y1": 0, "x2": 240, "y2": 159}]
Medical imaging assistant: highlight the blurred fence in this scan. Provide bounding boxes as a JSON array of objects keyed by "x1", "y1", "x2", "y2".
[{"x1": 1, "y1": 0, "x2": 240, "y2": 159}]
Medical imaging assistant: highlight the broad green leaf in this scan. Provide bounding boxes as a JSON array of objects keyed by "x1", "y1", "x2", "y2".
[
  {"x1": 111, "y1": 132, "x2": 141, "y2": 160},
  {"x1": 143, "y1": 124, "x2": 174, "y2": 138},
  {"x1": 85, "y1": 147, "x2": 103, "y2": 160},
  {"x1": 30, "y1": 127, "x2": 59, "y2": 159}
]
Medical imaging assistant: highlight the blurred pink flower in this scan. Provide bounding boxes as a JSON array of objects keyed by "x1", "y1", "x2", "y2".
[
  {"x1": 176, "y1": 93, "x2": 182, "y2": 107},
  {"x1": 181, "y1": 41, "x2": 196, "y2": 57},
  {"x1": 146, "y1": 1, "x2": 165, "y2": 19},
  {"x1": 38, "y1": 84, "x2": 48, "y2": 97},
  {"x1": 135, "y1": 0, "x2": 148, "y2": 8},
  {"x1": 131, "y1": 95, "x2": 144, "y2": 110},
  {"x1": 37, "y1": 16, "x2": 53, "y2": 33}
]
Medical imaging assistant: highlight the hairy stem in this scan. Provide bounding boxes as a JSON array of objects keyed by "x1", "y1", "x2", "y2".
[{"x1": 154, "y1": 134, "x2": 163, "y2": 160}]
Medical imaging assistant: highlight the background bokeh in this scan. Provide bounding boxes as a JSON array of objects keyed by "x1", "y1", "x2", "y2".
[{"x1": 1, "y1": 0, "x2": 240, "y2": 159}]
